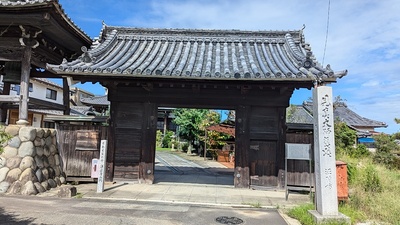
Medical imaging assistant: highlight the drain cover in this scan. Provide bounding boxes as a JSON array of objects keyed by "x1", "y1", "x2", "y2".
[{"x1": 215, "y1": 216, "x2": 244, "y2": 224}]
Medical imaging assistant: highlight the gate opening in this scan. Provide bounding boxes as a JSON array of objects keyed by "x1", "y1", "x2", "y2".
[{"x1": 154, "y1": 107, "x2": 235, "y2": 186}]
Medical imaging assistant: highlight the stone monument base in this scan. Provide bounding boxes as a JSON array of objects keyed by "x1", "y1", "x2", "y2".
[
  {"x1": 16, "y1": 119, "x2": 29, "y2": 125},
  {"x1": 308, "y1": 210, "x2": 350, "y2": 225}
]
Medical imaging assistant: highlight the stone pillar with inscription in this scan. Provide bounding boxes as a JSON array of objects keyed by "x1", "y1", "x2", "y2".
[{"x1": 309, "y1": 86, "x2": 350, "y2": 224}]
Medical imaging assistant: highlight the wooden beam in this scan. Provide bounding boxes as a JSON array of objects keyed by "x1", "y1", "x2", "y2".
[
  {"x1": 29, "y1": 97, "x2": 65, "y2": 110},
  {"x1": 0, "y1": 95, "x2": 21, "y2": 103}
]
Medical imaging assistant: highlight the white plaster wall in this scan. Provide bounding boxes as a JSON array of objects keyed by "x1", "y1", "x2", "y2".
[
  {"x1": 30, "y1": 81, "x2": 64, "y2": 105},
  {"x1": 6, "y1": 80, "x2": 64, "y2": 105},
  {"x1": 32, "y1": 113, "x2": 42, "y2": 127}
]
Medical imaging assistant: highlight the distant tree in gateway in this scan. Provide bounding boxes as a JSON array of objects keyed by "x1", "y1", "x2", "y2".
[
  {"x1": 395, "y1": 118, "x2": 400, "y2": 124},
  {"x1": 173, "y1": 109, "x2": 220, "y2": 146}
]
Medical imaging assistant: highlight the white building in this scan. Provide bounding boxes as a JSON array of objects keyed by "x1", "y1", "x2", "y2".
[{"x1": 1, "y1": 77, "x2": 96, "y2": 127}]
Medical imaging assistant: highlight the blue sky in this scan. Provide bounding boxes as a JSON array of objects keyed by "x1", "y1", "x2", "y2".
[{"x1": 57, "y1": 0, "x2": 400, "y2": 134}]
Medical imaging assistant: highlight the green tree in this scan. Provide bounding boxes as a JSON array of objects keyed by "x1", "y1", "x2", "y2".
[
  {"x1": 334, "y1": 120, "x2": 356, "y2": 152},
  {"x1": 374, "y1": 133, "x2": 400, "y2": 154},
  {"x1": 173, "y1": 109, "x2": 220, "y2": 145},
  {"x1": 373, "y1": 133, "x2": 400, "y2": 169},
  {"x1": 200, "y1": 110, "x2": 230, "y2": 149},
  {"x1": 395, "y1": 118, "x2": 400, "y2": 124},
  {"x1": 334, "y1": 120, "x2": 369, "y2": 158}
]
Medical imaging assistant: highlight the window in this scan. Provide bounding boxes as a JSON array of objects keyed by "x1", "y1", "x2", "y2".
[
  {"x1": 43, "y1": 121, "x2": 55, "y2": 128},
  {"x1": 46, "y1": 88, "x2": 57, "y2": 100},
  {"x1": 11, "y1": 83, "x2": 33, "y2": 95}
]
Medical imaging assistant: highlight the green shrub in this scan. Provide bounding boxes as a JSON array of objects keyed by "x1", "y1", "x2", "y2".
[
  {"x1": 156, "y1": 130, "x2": 163, "y2": 147},
  {"x1": 393, "y1": 156, "x2": 400, "y2": 170},
  {"x1": 181, "y1": 142, "x2": 189, "y2": 152},
  {"x1": 374, "y1": 133, "x2": 400, "y2": 154},
  {"x1": 0, "y1": 125, "x2": 11, "y2": 154},
  {"x1": 162, "y1": 130, "x2": 174, "y2": 148},
  {"x1": 363, "y1": 165, "x2": 382, "y2": 193},
  {"x1": 352, "y1": 144, "x2": 370, "y2": 158},
  {"x1": 373, "y1": 151, "x2": 395, "y2": 169},
  {"x1": 346, "y1": 162, "x2": 357, "y2": 185}
]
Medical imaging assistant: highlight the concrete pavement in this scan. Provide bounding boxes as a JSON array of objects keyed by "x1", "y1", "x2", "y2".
[{"x1": 30, "y1": 151, "x2": 310, "y2": 224}]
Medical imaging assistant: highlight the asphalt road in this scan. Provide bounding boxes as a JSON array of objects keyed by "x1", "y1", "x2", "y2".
[{"x1": 0, "y1": 195, "x2": 288, "y2": 225}]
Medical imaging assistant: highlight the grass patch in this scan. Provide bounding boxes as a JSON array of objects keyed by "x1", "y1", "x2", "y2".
[
  {"x1": 288, "y1": 155, "x2": 400, "y2": 224},
  {"x1": 242, "y1": 202, "x2": 262, "y2": 208},
  {"x1": 74, "y1": 193, "x2": 83, "y2": 199},
  {"x1": 156, "y1": 147, "x2": 173, "y2": 152},
  {"x1": 287, "y1": 203, "x2": 359, "y2": 225},
  {"x1": 287, "y1": 203, "x2": 315, "y2": 225}
]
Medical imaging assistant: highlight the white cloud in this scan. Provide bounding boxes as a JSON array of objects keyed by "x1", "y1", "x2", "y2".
[{"x1": 361, "y1": 80, "x2": 380, "y2": 87}]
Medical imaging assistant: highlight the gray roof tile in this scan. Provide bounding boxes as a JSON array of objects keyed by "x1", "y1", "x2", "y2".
[
  {"x1": 48, "y1": 26, "x2": 347, "y2": 82},
  {"x1": 0, "y1": 0, "x2": 91, "y2": 41},
  {"x1": 80, "y1": 95, "x2": 109, "y2": 106},
  {"x1": 302, "y1": 102, "x2": 387, "y2": 128}
]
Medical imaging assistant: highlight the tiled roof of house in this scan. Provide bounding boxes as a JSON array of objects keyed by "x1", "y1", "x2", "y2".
[
  {"x1": 31, "y1": 77, "x2": 62, "y2": 89},
  {"x1": 30, "y1": 107, "x2": 86, "y2": 116},
  {"x1": 48, "y1": 26, "x2": 347, "y2": 83},
  {"x1": 286, "y1": 105, "x2": 313, "y2": 124},
  {"x1": 302, "y1": 102, "x2": 387, "y2": 128},
  {"x1": 80, "y1": 95, "x2": 109, "y2": 106}
]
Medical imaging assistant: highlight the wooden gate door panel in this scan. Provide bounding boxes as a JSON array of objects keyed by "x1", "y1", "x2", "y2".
[
  {"x1": 113, "y1": 128, "x2": 141, "y2": 179},
  {"x1": 113, "y1": 103, "x2": 143, "y2": 180},
  {"x1": 249, "y1": 140, "x2": 278, "y2": 186},
  {"x1": 248, "y1": 106, "x2": 280, "y2": 187}
]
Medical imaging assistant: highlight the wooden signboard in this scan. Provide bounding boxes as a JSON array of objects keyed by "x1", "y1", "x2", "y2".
[{"x1": 75, "y1": 130, "x2": 99, "y2": 151}]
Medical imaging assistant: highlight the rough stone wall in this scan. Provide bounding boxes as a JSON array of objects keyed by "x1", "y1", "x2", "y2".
[{"x1": 0, "y1": 125, "x2": 66, "y2": 195}]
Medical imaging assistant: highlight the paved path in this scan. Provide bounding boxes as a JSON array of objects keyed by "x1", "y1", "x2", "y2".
[
  {"x1": 0, "y1": 151, "x2": 309, "y2": 225},
  {"x1": 0, "y1": 195, "x2": 290, "y2": 225},
  {"x1": 155, "y1": 151, "x2": 209, "y2": 175},
  {"x1": 155, "y1": 151, "x2": 234, "y2": 185}
]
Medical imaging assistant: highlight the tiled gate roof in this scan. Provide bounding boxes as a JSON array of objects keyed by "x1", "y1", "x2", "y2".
[{"x1": 48, "y1": 26, "x2": 347, "y2": 82}]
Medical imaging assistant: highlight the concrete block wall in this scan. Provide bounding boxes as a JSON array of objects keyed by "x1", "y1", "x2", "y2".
[{"x1": 0, "y1": 125, "x2": 66, "y2": 195}]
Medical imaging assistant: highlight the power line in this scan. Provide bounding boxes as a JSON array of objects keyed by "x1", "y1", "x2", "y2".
[{"x1": 322, "y1": 0, "x2": 331, "y2": 67}]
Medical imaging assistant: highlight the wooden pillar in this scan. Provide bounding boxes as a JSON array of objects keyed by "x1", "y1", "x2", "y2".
[
  {"x1": 16, "y1": 46, "x2": 32, "y2": 125},
  {"x1": 105, "y1": 98, "x2": 115, "y2": 182},
  {"x1": 16, "y1": 26, "x2": 41, "y2": 125},
  {"x1": 63, "y1": 77, "x2": 70, "y2": 115},
  {"x1": 234, "y1": 105, "x2": 250, "y2": 188},
  {"x1": 163, "y1": 111, "x2": 168, "y2": 135},
  {"x1": 139, "y1": 102, "x2": 157, "y2": 184},
  {"x1": 276, "y1": 107, "x2": 287, "y2": 188},
  {"x1": 0, "y1": 82, "x2": 11, "y2": 123}
]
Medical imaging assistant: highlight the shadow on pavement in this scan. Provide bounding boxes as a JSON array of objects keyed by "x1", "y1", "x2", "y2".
[{"x1": 0, "y1": 207, "x2": 35, "y2": 225}]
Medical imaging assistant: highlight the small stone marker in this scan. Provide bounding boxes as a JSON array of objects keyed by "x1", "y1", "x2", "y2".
[
  {"x1": 58, "y1": 185, "x2": 77, "y2": 198},
  {"x1": 309, "y1": 86, "x2": 350, "y2": 224}
]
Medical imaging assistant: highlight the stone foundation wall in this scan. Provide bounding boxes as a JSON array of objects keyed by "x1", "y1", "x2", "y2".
[{"x1": 0, "y1": 125, "x2": 66, "y2": 195}]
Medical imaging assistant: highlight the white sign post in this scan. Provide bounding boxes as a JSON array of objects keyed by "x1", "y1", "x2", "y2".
[
  {"x1": 97, "y1": 140, "x2": 108, "y2": 193},
  {"x1": 309, "y1": 86, "x2": 349, "y2": 224}
]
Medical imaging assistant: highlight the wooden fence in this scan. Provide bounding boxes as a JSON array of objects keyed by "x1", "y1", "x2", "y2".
[{"x1": 56, "y1": 124, "x2": 108, "y2": 182}]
